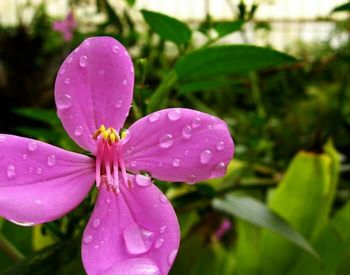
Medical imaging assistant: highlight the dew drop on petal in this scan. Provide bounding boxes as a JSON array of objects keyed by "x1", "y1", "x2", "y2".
[
  {"x1": 9, "y1": 220, "x2": 34, "y2": 226},
  {"x1": 74, "y1": 126, "x2": 84, "y2": 136},
  {"x1": 211, "y1": 162, "x2": 226, "y2": 177},
  {"x1": 135, "y1": 174, "x2": 151, "y2": 187},
  {"x1": 0, "y1": 135, "x2": 6, "y2": 143},
  {"x1": 182, "y1": 125, "x2": 192, "y2": 139},
  {"x1": 116, "y1": 100, "x2": 122, "y2": 109},
  {"x1": 160, "y1": 194, "x2": 169, "y2": 204},
  {"x1": 149, "y1": 113, "x2": 160, "y2": 123},
  {"x1": 200, "y1": 149, "x2": 212, "y2": 164},
  {"x1": 123, "y1": 79, "x2": 128, "y2": 86},
  {"x1": 172, "y1": 158, "x2": 180, "y2": 167},
  {"x1": 155, "y1": 238, "x2": 164, "y2": 249},
  {"x1": 186, "y1": 174, "x2": 197, "y2": 184},
  {"x1": 113, "y1": 45, "x2": 119, "y2": 53},
  {"x1": 159, "y1": 134, "x2": 173, "y2": 149},
  {"x1": 168, "y1": 249, "x2": 178, "y2": 265},
  {"x1": 184, "y1": 150, "x2": 190, "y2": 156},
  {"x1": 92, "y1": 218, "x2": 101, "y2": 229},
  {"x1": 57, "y1": 94, "x2": 72, "y2": 109},
  {"x1": 106, "y1": 196, "x2": 112, "y2": 204},
  {"x1": 64, "y1": 77, "x2": 70, "y2": 84},
  {"x1": 36, "y1": 168, "x2": 43, "y2": 175},
  {"x1": 131, "y1": 160, "x2": 137, "y2": 168},
  {"x1": 130, "y1": 66, "x2": 134, "y2": 74},
  {"x1": 67, "y1": 56, "x2": 73, "y2": 63},
  {"x1": 192, "y1": 117, "x2": 201, "y2": 128},
  {"x1": 79, "y1": 55, "x2": 88, "y2": 67},
  {"x1": 216, "y1": 141, "x2": 225, "y2": 151},
  {"x1": 22, "y1": 154, "x2": 27, "y2": 161},
  {"x1": 94, "y1": 244, "x2": 100, "y2": 250},
  {"x1": 123, "y1": 223, "x2": 155, "y2": 255},
  {"x1": 47, "y1": 155, "x2": 56, "y2": 166},
  {"x1": 160, "y1": 226, "x2": 167, "y2": 234},
  {"x1": 7, "y1": 165, "x2": 16, "y2": 179},
  {"x1": 59, "y1": 68, "x2": 65, "y2": 75},
  {"x1": 84, "y1": 235, "x2": 93, "y2": 244},
  {"x1": 167, "y1": 109, "x2": 182, "y2": 121},
  {"x1": 28, "y1": 141, "x2": 38, "y2": 152}
]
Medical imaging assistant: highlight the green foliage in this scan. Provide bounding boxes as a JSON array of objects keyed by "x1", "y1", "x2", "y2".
[
  {"x1": 141, "y1": 10, "x2": 192, "y2": 45},
  {"x1": 332, "y1": 2, "x2": 350, "y2": 12}
]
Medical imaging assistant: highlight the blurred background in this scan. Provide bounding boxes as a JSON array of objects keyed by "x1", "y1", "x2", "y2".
[{"x1": 0, "y1": 0, "x2": 350, "y2": 274}]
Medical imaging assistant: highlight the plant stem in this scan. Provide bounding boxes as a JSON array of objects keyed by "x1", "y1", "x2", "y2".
[{"x1": 0, "y1": 233, "x2": 25, "y2": 262}]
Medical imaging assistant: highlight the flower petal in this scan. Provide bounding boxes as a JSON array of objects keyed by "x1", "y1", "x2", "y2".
[
  {"x1": 55, "y1": 36, "x2": 134, "y2": 153},
  {"x1": 0, "y1": 135, "x2": 95, "y2": 224},
  {"x1": 120, "y1": 108, "x2": 234, "y2": 183},
  {"x1": 82, "y1": 175, "x2": 179, "y2": 275}
]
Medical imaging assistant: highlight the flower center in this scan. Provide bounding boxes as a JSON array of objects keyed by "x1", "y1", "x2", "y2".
[{"x1": 93, "y1": 125, "x2": 131, "y2": 194}]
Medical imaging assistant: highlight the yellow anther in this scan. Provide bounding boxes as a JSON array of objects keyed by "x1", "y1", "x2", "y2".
[
  {"x1": 100, "y1": 125, "x2": 106, "y2": 132},
  {"x1": 121, "y1": 130, "x2": 128, "y2": 140},
  {"x1": 110, "y1": 133, "x2": 116, "y2": 143}
]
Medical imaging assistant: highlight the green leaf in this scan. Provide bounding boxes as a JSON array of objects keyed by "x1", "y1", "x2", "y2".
[
  {"x1": 14, "y1": 108, "x2": 60, "y2": 127},
  {"x1": 175, "y1": 45, "x2": 297, "y2": 81},
  {"x1": 213, "y1": 20, "x2": 245, "y2": 38},
  {"x1": 332, "y1": 2, "x2": 350, "y2": 12},
  {"x1": 178, "y1": 78, "x2": 233, "y2": 95},
  {"x1": 259, "y1": 151, "x2": 336, "y2": 275},
  {"x1": 141, "y1": 10, "x2": 192, "y2": 44},
  {"x1": 213, "y1": 194, "x2": 319, "y2": 260},
  {"x1": 288, "y1": 200, "x2": 350, "y2": 275}
]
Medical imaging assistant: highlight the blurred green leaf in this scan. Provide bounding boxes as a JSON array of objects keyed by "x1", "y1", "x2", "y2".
[
  {"x1": 213, "y1": 20, "x2": 245, "y2": 38},
  {"x1": 260, "y1": 151, "x2": 337, "y2": 275},
  {"x1": 33, "y1": 225, "x2": 55, "y2": 251},
  {"x1": 178, "y1": 78, "x2": 233, "y2": 95},
  {"x1": 213, "y1": 194, "x2": 319, "y2": 260},
  {"x1": 141, "y1": 10, "x2": 192, "y2": 45},
  {"x1": 175, "y1": 45, "x2": 297, "y2": 81},
  {"x1": 332, "y1": 2, "x2": 350, "y2": 12},
  {"x1": 14, "y1": 108, "x2": 60, "y2": 127},
  {"x1": 288, "y1": 200, "x2": 350, "y2": 275}
]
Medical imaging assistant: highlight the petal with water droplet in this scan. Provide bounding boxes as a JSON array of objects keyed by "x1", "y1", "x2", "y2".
[
  {"x1": 82, "y1": 174, "x2": 179, "y2": 275},
  {"x1": 0, "y1": 135, "x2": 95, "y2": 224},
  {"x1": 121, "y1": 108, "x2": 234, "y2": 183},
  {"x1": 55, "y1": 37, "x2": 134, "y2": 153}
]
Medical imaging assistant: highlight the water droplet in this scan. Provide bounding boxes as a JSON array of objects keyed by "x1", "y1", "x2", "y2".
[
  {"x1": 159, "y1": 134, "x2": 173, "y2": 149},
  {"x1": 186, "y1": 174, "x2": 197, "y2": 184},
  {"x1": 123, "y1": 79, "x2": 128, "y2": 86},
  {"x1": 7, "y1": 165, "x2": 16, "y2": 179},
  {"x1": 36, "y1": 168, "x2": 43, "y2": 175},
  {"x1": 208, "y1": 124, "x2": 213, "y2": 129},
  {"x1": 184, "y1": 150, "x2": 190, "y2": 156},
  {"x1": 148, "y1": 113, "x2": 160, "y2": 123},
  {"x1": 28, "y1": 141, "x2": 38, "y2": 151},
  {"x1": 92, "y1": 218, "x2": 101, "y2": 229},
  {"x1": 84, "y1": 235, "x2": 93, "y2": 244},
  {"x1": 67, "y1": 57, "x2": 73, "y2": 63},
  {"x1": 167, "y1": 109, "x2": 182, "y2": 121},
  {"x1": 211, "y1": 162, "x2": 226, "y2": 177},
  {"x1": 135, "y1": 174, "x2": 151, "y2": 187},
  {"x1": 35, "y1": 199, "x2": 42, "y2": 205},
  {"x1": 116, "y1": 100, "x2": 122, "y2": 109},
  {"x1": 79, "y1": 55, "x2": 88, "y2": 67},
  {"x1": 168, "y1": 249, "x2": 178, "y2": 265},
  {"x1": 160, "y1": 226, "x2": 167, "y2": 234},
  {"x1": 74, "y1": 126, "x2": 84, "y2": 136},
  {"x1": 192, "y1": 117, "x2": 201, "y2": 128},
  {"x1": 0, "y1": 135, "x2": 6, "y2": 143},
  {"x1": 130, "y1": 66, "x2": 134, "y2": 74},
  {"x1": 57, "y1": 94, "x2": 72, "y2": 109},
  {"x1": 130, "y1": 160, "x2": 137, "y2": 168},
  {"x1": 64, "y1": 77, "x2": 70, "y2": 84},
  {"x1": 60, "y1": 68, "x2": 65, "y2": 75},
  {"x1": 94, "y1": 244, "x2": 100, "y2": 249},
  {"x1": 47, "y1": 155, "x2": 56, "y2": 166},
  {"x1": 9, "y1": 220, "x2": 34, "y2": 227},
  {"x1": 200, "y1": 149, "x2": 212, "y2": 164},
  {"x1": 182, "y1": 125, "x2": 192, "y2": 139},
  {"x1": 160, "y1": 194, "x2": 169, "y2": 204},
  {"x1": 113, "y1": 45, "x2": 119, "y2": 53},
  {"x1": 155, "y1": 238, "x2": 164, "y2": 249},
  {"x1": 172, "y1": 158, "x2": 180, "y2": 167},
  {"x1": 123, "y1": 223, "x2": 155, "y2": 255},
  {"x1": 216, "y1": 141, "x2": 225, "y2": 151},
  {"x1": 28, "y1": 167, "x2": 33, "y2": 173},
  {"x1": 74, "y1": 47, "x2": 80, "y2": 53},
  {"x1": 106, "y1": 196, "x2": 112, "y2": 204},
  {"x1": 22, "y1": 154, "x2": 27, "y2": 161}
]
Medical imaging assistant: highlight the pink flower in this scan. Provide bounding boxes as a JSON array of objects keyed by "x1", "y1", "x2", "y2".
[
  {"x1": 52, "y1": 11, "x2": 77, "y2": 42},
  {"x1": 0, "y1": 37, "x2": 234, "y2": 274},
  {"x1": 215, "y1": 218, "x2": 232, "y2": 240}
]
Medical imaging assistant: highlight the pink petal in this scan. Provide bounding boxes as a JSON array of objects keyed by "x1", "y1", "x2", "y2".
[
  {"x1": 82, "y1": 174, "x2": 179, "y2": 275},
  {"x1": 120, "y1": 108, "x2": 234, "y2": 183},
  {"x1": 55, "y1": 37, "x2": 134, "y2": 153},
  {"x1": 0, "y1": 135, "x2": 95, "y2": 224}
]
